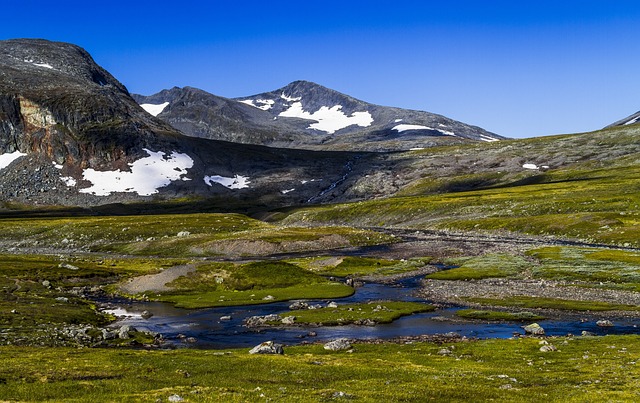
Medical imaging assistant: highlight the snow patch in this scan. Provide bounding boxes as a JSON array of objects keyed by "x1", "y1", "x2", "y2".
[
  {"x1": 0, "y1": 151, "x2": 27, "y2": 170},
  {"x1": 624, "y1": 117, "x2": 639, "y2": 125},
  {"x1": 409, "y1": 147, "x2": 425, "y2": 151},
  {"x1": 61, "y1": 177, "x2": 77, "y2": 187},
  {"x1": 279, "y1": 102, "x2": 373, "y2": 134},
  {"x1": 394, "y1": 119, "x2": 403, "y2": 123},
  {"x1": 281, "y1": 93, "x2": 302, "y2": 102},
  {"x1": 522, "y1": 163, "x2": 539, "y2": 170},
  {"x1": 479, "y1": 134, "x2": 500, "y2": 142},
  {"x1": 140, "y1": 102, "x2": 170, "y2": 117},
  {"x1": 52, "y1": 162, "x2": 63, "y2": 170},
  {"x1": 240, "y1": 99, "x2": 275, "y2": 111},
  {"x1": 79, "y1": 149, "x2": 193, "y2": 196},
  {"x1": 281, "y1": 188, "x2": 295, "y2": 194},
  {"x1": 204, "y1": 175, "x2": 250, "y2": 189},
  {"x1": 392, "y1": 124, "x2": 456, "y2": 137}
]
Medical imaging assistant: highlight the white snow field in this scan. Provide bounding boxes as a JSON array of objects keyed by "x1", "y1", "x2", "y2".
[
  {"x1": 79, "y1": 149, "x2": 194, "y2": 196},
  {"x1": 140, "y1": 102, "x2": 170, "y2": 117},
  {"x1": 0, "y1": 151, "x2": 27, "y2": 170},
  {"x1": 279, "y1": 102, "x2": 373, "y2": 134},
  {"x1": 204, "y1": 175, "x2": 251, "y2": 189}
]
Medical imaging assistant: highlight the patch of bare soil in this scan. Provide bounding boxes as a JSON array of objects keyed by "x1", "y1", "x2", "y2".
[{"x1": 118, "y1": 264, "x2": 196, "y2": 294}]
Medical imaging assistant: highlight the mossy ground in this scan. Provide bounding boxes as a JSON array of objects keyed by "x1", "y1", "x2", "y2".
[
  {"x1": 280, "y1": 301, "x2": 435, "y2": 325},
  {"x1": 1, "y1": 336, "x2": 639, "y2": 402},
  {"x1": 288, "y1": 256, "x2": 431, "y2": 277},
  {"x1": 455, "y1": 309, "x2": 545, "y2": 321}
]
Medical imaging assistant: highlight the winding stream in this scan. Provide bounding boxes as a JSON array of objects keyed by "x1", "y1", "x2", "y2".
[{"x1": 105, "y1": 274, "x2": 640, "y2": 349}]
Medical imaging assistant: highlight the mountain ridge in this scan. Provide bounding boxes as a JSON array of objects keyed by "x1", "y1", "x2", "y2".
[{"x1": 134, "y1": 80, "x2": 505, "y2": 151}]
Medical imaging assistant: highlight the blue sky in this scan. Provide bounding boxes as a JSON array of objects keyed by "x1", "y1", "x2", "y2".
[{"x1": 2, "y1": 1, "x2": 640, "y2": 138}]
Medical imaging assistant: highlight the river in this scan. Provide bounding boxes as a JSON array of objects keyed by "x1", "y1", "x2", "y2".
[{"x1": 104, "y1": 273, "x2": 640, "y2": 349}]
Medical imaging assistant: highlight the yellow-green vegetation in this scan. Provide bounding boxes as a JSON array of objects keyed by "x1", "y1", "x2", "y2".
[
  {"x1": 456, "y1": 309, "x2": 545, "y2": 321},
  {"x1": 155, "y1": 261, "x2": 354, "y2": 308},
  {"x1": 0, "y1": 213, "x2": 394, "y2": 256},
  {"x1": 528, "y1": 246, "x2": 640, "y2": 286},
  {"x1": 467, "y1": 296, "x2": 640, "y2": 312},
  {"x1": 1, "y1": 336, "x2": 640, "y2": 401},
  {"x1": 279, "y1": 128, "x2": 640, "y2": 247},
  {"x1": 427, "y1": 254, "x2": 530, "y2": 280},
  {"x1": 280, "y1": 301, "x2": 435, "y2": 325},
  {"x1": 288, "y1": 256, "x2": 431, "y2": 277},
  {"x1": 0, "y1": 254, "x2": 184, "y2": 333}
]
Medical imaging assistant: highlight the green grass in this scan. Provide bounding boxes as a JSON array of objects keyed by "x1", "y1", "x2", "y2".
[
  {"x1": 277, "y1": 128, "x2": 640, "y2": 247},
  {"x1": 455, "y1": 309, "x2": 545, "y2": 321},
  {"x1": 1, "y1": 336, "x2": 640, "y2": 401},
  {"x1": 156, "y1": 283, "x2": 354, "y2": 309},
  {"x1": 426, "y1": 254, "x2": 530, "y2": 280},
  {"x1": 467, "y1": 296, "x2": 640, "y2": 311},
  {"x1": 153, "y1": 260, "x2": 355, "y2": 308},
  {"x1": 527, "y1": 246, "x2": 640, "y2": 284},
  {"x1": 0, "y1": 213, "x2": 394, "y2": 257},
  {"x1": 288, "y1": 256, "x2": 431, "y2": 277},
  {"x1": 280, "y1": 301, "x2": 435, "y2": 325}
]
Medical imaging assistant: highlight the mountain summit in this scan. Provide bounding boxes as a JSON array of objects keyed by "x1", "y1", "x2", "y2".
[
  {"x1": 134, "y1": 81, "x2": 504, "y2": 151},
  {"x1": 0, "y1": 39, "x2": 368, "y2": 207}
]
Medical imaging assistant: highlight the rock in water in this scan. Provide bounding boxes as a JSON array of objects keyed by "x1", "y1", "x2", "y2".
[
  {"x1": 596, "y1": 320, "x2": 614, "y2": 327},
  {"x1": 249, "y1": 341, "x2": 284, "y2": 355},
  {"x1": 323, "y1": 338, "x2": 352, "y2": 351},
  {"x1": 281, "y1": 316, "x2": 296, "y2": 325},
  {"x1": 523, "y1": 323, "x2": 545, "y2": 335}
]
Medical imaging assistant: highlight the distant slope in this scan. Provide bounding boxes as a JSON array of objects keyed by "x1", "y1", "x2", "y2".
[
  {"x1": 134, "y1": 81, "x2": 505, "y2": 151},
  {"x1": 277, "y1": 124, "x2": 640, "y2": 247},
  {"x1": 606, "y1": 110, "x2": 640, "y2": 128}
]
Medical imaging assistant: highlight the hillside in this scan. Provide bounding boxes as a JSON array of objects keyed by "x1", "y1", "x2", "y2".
[{"x1": 133, "y1": 81, "x2": 504, "y2": 151}]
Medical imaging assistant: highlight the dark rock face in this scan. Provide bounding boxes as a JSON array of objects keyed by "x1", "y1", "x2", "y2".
[
  {"x1": 605, "y1": 110, "x2": 640, "y2": 128},
  {"x1": 134, "y1": 80, "x2": 505, "y2": 151},
  {"x1": 0, "y1": 39, "x2": 369, "y2": 207}
]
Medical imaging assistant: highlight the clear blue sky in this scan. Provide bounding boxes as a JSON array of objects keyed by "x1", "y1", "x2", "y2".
[{"x1": 2, "y1": 1, "x2": 639, "y2": 138}]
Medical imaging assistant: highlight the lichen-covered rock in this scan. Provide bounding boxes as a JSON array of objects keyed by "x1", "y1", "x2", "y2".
[
  {"x1": 323, "y1": 338, "x2": 352, "y2": 351},
  {"x1": 523, "y1": 323, "x2": 545, "y2": 335},
  {"x1": 596, "y1": 319, "x2": 614, "y2": 327},
  {"x1": 249, "y1": 341, "x2": 284, "y2": 355}
]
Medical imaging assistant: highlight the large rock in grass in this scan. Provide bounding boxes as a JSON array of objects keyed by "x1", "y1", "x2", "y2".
[
  {"x1": 323, "y1": 338, "x2": 352, "y2": 351},
  {"x1": 522, "y1": 323, "x2": 545, "y2": 336},
  {"x1": 249, "y1": 341, "x2": 284, "y2": 355}
]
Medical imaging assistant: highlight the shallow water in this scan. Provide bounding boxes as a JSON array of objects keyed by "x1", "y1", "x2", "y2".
[{"x1": 104, "y1": 274, "x2": 640, "y2": 349}]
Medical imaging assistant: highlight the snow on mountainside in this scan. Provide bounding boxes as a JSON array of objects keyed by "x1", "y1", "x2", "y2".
[
  {"x1": 0, "y1": 39, "x2": 371, "y2": 207},
  {"x1": 134, "y1": 81, "x2": 505, "y2": 151},
  {"x1": 606, "y1": 110, "x2": 640, "y2": 128}
]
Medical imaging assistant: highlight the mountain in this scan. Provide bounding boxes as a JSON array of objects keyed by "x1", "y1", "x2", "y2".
[
  {"x1": 605, "y1": 110, "x2": 640, "y2": 128},
  {"x1": 133, "y1": 81, "x2": 505, "y2": 151},
  {"x1": 0, "y1": 39, "x2": 367, "y2": 208}
]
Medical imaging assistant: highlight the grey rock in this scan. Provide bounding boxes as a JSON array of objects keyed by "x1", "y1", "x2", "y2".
[
  {"x1": 323, "y1": 338, "x2": 352, "y2": 351},
  {"x1": 437, "y1": 348, "x2": 452, "y2": 356},
  {"x1": 523, "y1": 323, "x2": 545, "y2": 335},
  {"x1": 281, "y1": 316, "x2": 296, "y2": 325},
  {"x1": 288, "y1": 301, "x2": 309, "y2": 310},
  {"x1": 596, "y1": 320, "x2": 614, "y2": 327},
  {"x1": 539, "y1": 344, "x2": 558, "y2": 352},
  {"x1": 249, "y1": 341, "x2": 284, "y2": 355},
  {"x1": 141, "y1": 310, "x2": 153, "y2": 319},
  {"x1": 168, "y1": 395, "x2": 184, "y2": 402},
  {"x1": 118, "y1": 325, "x2": 133, "y2": 340},
  {"x1": 219, "y1": 315, "x2": 232, "y2": 321},
  {"x1": 581, "y1": 331, "x2": 596, "y2": 336}
]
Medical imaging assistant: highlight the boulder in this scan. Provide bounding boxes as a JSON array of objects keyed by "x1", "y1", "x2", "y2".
[
  {"x1": 281, "y1": 316, "x2": 296, "y2": 325},
  {"x1": 539, "y1": 344, "x2": 558, "y2": 352},
  {"x1": 596, "y1": 320, "x2": 614, "y2": 327},
  {"x1": 141, "y1": 310, "x2": 153, "y2": 319},
  {"x1": 523, "y1": 323, "x2": 545, "y2": 335},
  {"x1": 323, "y1": 338, "x2": 352, "y2": 351},
  {"x1": 249, "y1": 341, "x2": 284, "y2": 355},
  {"x1": 220, "y1": 315, "x2": 232, "y2": 321},
  {"x1": 118, "y1": 325, "x2": 133, "y2": 340},
  {"x1": 289, "y1": 301, "x2": 309, "y2": 310}
]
